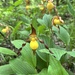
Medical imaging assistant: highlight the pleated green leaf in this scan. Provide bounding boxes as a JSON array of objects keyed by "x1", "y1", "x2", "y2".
[
  {"x1": 50, "y1": 48, "x2": 67, "y2": 60},
  {"x1": 48, "y1": 55, "x2": 69, "y2": 75},
  {"x1": 0, "y1": 47, "x2": 17, "y2": 56},
  {"x1": 39, "y1": 49, "x2": 50, "y2": 54},
  {"x1": 37, "y1": 14, "x2": 52, "y2": 27},
  {"x1": 33, "y1": 69, "x2": 47, "y2": 75},
  {"x1": 14, "y1": 0, "x2": 22, "y2": 6},
  {"x1": 21, "y1": 43, "x2": 36, "y2": 67},
  {"x1": 37, "y1": 42, "x2": 49, "y2": 62},
  {"x1": 53, "y1": 26, "x2": 70, "y2": 45},
  {"x1": 36, "y1": 35, "x2": 54, "y2": 62},
  {"x1": 0, "y1": 64, "x2": 14, "y2": 75},
  {"x1": 36, "y1": 53, "x2": 48, "y2": 70},
  {"x1": 67, "y1": 51, "x2": 75, "y2": 57},
  {"x1": 67, "y1": 0, "x2": 75, "y2": 17},
  {"x1": 43, "y1": 14, "x2": 52, "y2": 27},
  {"x1": 11, "y1": 40, "x2": 25, "y2": 49},
  {"x1": 11, "y1": 21, "x2": 22, "y2": 38},
  {"x1": 39, "y1": 48, "x2": 66, "y2": 60},
  {"x1": 10, "y1": 58, "x2": 37, "y2": 74}
]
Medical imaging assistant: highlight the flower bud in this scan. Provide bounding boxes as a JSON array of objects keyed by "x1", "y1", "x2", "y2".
[
  {"x1": 47, "y1": 1, "x2": 54, "y2": 11},
  {"x1": 25, "y1": 5, "x2": 30, "y2": 10},
  {"x1": 2, "y1": 26, "x2": 10, "y2": 33}
]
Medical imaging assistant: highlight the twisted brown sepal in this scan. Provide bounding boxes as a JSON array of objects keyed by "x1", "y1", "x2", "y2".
[{"x1": 30, "y1": 24, "x2": 36, "y2": 37}]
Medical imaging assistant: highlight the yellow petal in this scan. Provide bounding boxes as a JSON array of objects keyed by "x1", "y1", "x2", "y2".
[
  {"x1": 47, "y1": 2, "x2": 54, "y2": 11},
  {"x1": 30, "y1": 40, "x2": 39, "y2": 50},
  {"x1": 2, "y1": 29, "x2": 7, "y2": 33},
  {"x1": 54, "y1": 19, "x2": 61, "y2": 25},
  {"x1": 25, "y1": 5, "x2": 30, "y2": 10}
]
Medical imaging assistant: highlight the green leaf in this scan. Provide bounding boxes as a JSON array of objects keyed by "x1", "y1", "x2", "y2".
[
  {"x1": 37, "y1": 14, "x2": 52, "y2": 27},
  {"x1": 67, "y1": 0, "x2": 75, "y2": 17},
  {"x1": 36, "y1": 54, "x2": 48, "y2": 70},
  {"x1": 37, "y1": 19, "x2": 44, "y2": 25},
  {"x1": 32, "y1": 17, "x2": 38, "y2": 29},
  {"x1": 38, "y1": 25, "x2": 46, "y2": 34},
  {"x1": 11, "y1": 40, "x2": 25, "y2": 49},
  {"x1": 0, "y1": 47, "x2": 17, "y2": 56},
  {"x1": 67, "y1": 51, "x2": 75, "y2": 57},
  {"x1": 48, "y1": 54, "x2": 69, "y2": 75},
  {"x1": 37, "y1": 42, "x2": 49, "y2": 62},
  {"x1": 10, "y1": 58, "x2": 37, "y2": 74},
  {"x1": 0, "y1": 64, "x2": 14, "y2": 75},
  {"x1": 43, "y1": 14, "x2": 52, "y2": 27},
  {"x1": 21, "y1": 43, "x2": 36, "y2": 67},
  {"x1": 11, "y1": 21, "x2": 22, "y2": 38},
  {"x1": 53, "y1": 26, "x2": 70, "y2": 45},
  {"x1": 33, "y1": 69, "x2": 47, "y2": 75},
  {"x1": 50, "y1": 48, "x2": 67, "y2": 60},
  {"x1": 39, "y1": 49, "x2": 50, "y2": 54},
  {"x1": 36, "y1": 35, "x2": 54, "y2": 62},
  {"x1": 39, "y1": 48, "x2": 66, "y2": 60},
  {"x1": 14, "y1": 0, "x2": 22, "y2": 6},
  {"x1": 20, "y1": 14, "x2": 30, "y2": 24},
  {"x1": 39, "y1": 35, "x2": 55, "y2": 48}
]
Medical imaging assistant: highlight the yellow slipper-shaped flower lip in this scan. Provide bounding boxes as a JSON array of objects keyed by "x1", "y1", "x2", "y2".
[
  {"x1": 52, "y1": 16, "x2": 64, "y2": 25},
  {"x1": 54, "y1": 19, "x2": 61, "y2": 25},
  {"x1": 30, "y1": 38, "x2": 39, "y2": 50},
  {"x1": 2, "y1": 29, "x2": 7, "y2": 33},
  {"x1": 47, "y1": 1, "x2": 54, "y2": 11}
]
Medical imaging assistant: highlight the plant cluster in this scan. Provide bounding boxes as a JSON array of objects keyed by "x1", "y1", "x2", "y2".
[{"x1": 0, "y1": 0, "x2": 75, "y2": 75}]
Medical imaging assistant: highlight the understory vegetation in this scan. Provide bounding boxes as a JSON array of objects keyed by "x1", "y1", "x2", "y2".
[{"x1": 0, "y1": 0, "x2": 75, "y2": 75}]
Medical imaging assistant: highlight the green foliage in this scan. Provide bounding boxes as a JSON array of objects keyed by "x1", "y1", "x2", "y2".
[
  {"x1": 67, "y1": 0, "x2": 75, "y2": 17},
  {"x1": 52, "y1": 26, "x2": 70, "y2": 45},
  {"x1": 0, "y1": 64, "x2": 14, "y2": 75},
  {"x1": 0, "y1": 47, "x2": 17, "y2": 56},
  {"x1": 0, "y1": 0, "x2": 75, "y2": 75},
  {"x1": 10, "y1": 58, "x2": 37, "y2": 74},
  {"x1": 37, "y1": 14, "x2": 52, "y2": 27},
  {"x1": 48, "y1": 54, "x2": 69, "y2": 75},
  {"x1": 11, "y1": 21, "x2": 22, "y2": 39},
  {"x1": 21, "y1": 43, "x2": 36, "y2": 67},
  {"x1": 11, "y1": 40, "x2": 25, "y2": 49}
]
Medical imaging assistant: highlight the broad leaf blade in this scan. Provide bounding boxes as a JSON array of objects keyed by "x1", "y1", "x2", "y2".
[
  {"x1": 10, "y1": 58, "x2": 37, "y2": 74},
  {"x1": 37, "y1": 14, "x2": 52, "y2": 27},
  {"x1": 11, "y1": 40, "x2": 25, "y2": 49},
  {"x1": 43, "y1": 14, "x2": 52, "y2": 27},
  {"x1": 0, "y1": 64, "x2": 14, "y2": 75},
  {"x1": 21, "y1": 43, "x2": 36, "y2": 67},
  {"x1": 37, "y1": 42, "x2": 49, "y2": 62},
  {"x1": 67, "y1": 0, "x2": 75, "y2": 17},
  {"x1": 67, "y1": 51, "x2": 75, "y2": 57},
  {"x1": 48, "y1": 55, "x2": 69, "y2": 75},
  {"x1": 53, "y1": 26, "x2": 70, "y2": 45},
  {"x1": 0, "y1": 47, "x2": 17, "y2": 56},
  {"x1": 11, "y1": 21, "x2": 22, "y2": 38},
  {"x1": 50, "y1": 48, "x2": 67, "y2": 60},
  {"x1": 37, "y1": 19, "x2": 44, "y2": 25}
]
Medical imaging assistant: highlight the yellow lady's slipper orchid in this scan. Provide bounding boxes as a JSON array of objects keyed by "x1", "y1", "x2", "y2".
[
  {"x1": 39, "y1": 5, "x2": 44, "y2": 11},
  {"x1": 2, "y1": 29, "x2": 7, "y2": 33},
  {"x1": 25, "y1": 5, "x2": 30, "y2": 10},
  {"x1": 53, "y1": 19, "x2": 61, "y2": 25},
  {"x1": 30, "y1": 38, "x2": 39, "y2": 50},
  {"x1": 47, "y1": 1, "x2": 54, "y2": 11},
  {"x1": 2, "y1": 26, "x2": 10, "y2": 33},
  {"x1": 52, "y1": 16, "x2": 64, "y2": 25}
]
